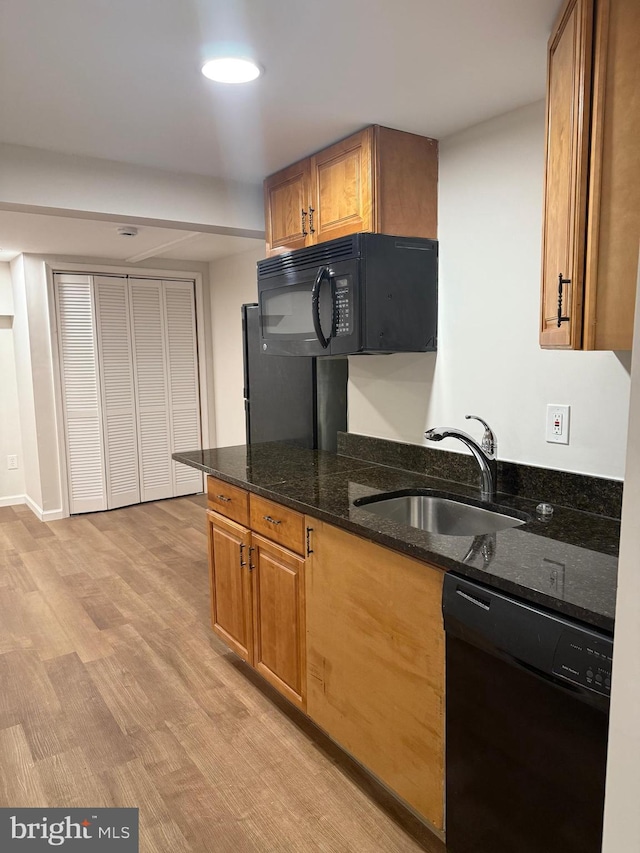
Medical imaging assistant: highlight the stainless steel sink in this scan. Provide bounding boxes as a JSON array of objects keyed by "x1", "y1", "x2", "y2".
[{"x1": 353, "y1": 491, "x2": 528, "y2": 536}]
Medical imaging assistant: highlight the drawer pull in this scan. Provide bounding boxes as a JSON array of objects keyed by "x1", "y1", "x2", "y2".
[
  {"x1": 263, "y1": 515, "x2": 281, "y2": 525},
  {"x1": 248, "y1": 545, "x2": 255, "y2": 572},
  {"x1": 306, "y1": 526, "x2": 314, "y2": 556},
  {"x1": 216, "y1": 494, "x2": 231, "y2": 502},
  {"x1": 239, "y1": 543, "x2": 247, "y2": 568}
]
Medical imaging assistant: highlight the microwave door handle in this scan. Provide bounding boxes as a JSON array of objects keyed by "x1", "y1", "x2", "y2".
[{"x1": 311, "y1": 266, "x2": 331, "y2": 349}]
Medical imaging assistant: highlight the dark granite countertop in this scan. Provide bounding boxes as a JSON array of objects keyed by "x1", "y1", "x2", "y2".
[{"x1": 174, "y1": 443, "x2": 618, "y2": 633}]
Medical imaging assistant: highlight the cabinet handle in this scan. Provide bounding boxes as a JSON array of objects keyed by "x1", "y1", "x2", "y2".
[
  {"x1": 557, "y1": 274, "x2": 571, "y2": 328},
  {"x1": 309, "y1": 206, "x2": 315, "y2": 234},
  {"x1": 306, "y1": 526, "x2": 314, "y2": 556},
  {"x1": 263, "y1": 515, "x2": 281, "y2": 525},
  {"x1": 248, "y1": 545, "x2": 255, "y2": 572},
  {"x1": 239, "y1": 542, "x2": 247, "y2": 568},
  {"x1": 216, "y1": 494, "x2": 231, "y2": 502},
  {"x1": 301, "y1": 208, "x2": 308, "y2": 236}
]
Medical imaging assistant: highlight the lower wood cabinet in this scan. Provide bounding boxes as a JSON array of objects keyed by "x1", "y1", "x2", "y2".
[
  {"x1": 207, "y1": 511, "x2": 253, "y2": 662},
  {"x1": 206, "y1": 478, "x2": 446, "y2": 830},
  {"x1": 305, "y1": 519, "x2": 445, "y2": 832},
  {"x1": 206, "y1": 508, "x2": 307, "y2": 710},
  {"x1": 251, "y1": 534, "x2": 306, "y2": 708}
]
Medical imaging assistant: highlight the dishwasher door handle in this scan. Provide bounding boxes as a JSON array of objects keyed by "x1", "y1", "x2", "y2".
[{"x1": 456, "y1": 587, "x2": 491, "y2": 610}]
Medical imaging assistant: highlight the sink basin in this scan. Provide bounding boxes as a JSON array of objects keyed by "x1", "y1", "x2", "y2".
[{"x1": 353, "y1": 490, "x2": 529, "y2": 536}]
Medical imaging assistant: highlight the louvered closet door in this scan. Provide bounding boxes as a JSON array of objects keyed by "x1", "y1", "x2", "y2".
[
  {"x1": 163, "y1": 280, "x2": 203, "y2": 496},
  {"x1": 129, "y1": 278, "x2": 173, "y2": 502},
  {"x1": 94, "y1": 276, "x2": 140, "y2": 509},
  {"x1": 54, "y1": 274, "x2": 107, "y2": 513}
]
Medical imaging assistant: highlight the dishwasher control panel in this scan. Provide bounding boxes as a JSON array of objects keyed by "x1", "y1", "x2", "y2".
[{"x1": 552, "y1": 629, "x2": 613, "y2": 697}]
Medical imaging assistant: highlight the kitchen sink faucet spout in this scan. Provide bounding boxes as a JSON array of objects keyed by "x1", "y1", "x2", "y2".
[{"x1": 424, "y1": 415, "x2": 498, "y2": 502}]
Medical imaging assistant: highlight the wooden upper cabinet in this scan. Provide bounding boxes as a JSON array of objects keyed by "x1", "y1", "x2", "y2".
[
  {"x1": 310, "y1": 128, "x2": 374, "y2": 242},
  {"x1": 541, "y1": 0, "x2": 640, "y2": 350},
  {"x1": 264, "y1": 159, "x2": 312, "y2": 254},
  {"x1": 264, "y1": 125, "x2": 438, "y2": 256},
  {"x1": 584, "y1": 0, "x2": 640, "y2": 349},
  {"x1": 540, "y1": 0, "x2": 593, "y2": 349}
]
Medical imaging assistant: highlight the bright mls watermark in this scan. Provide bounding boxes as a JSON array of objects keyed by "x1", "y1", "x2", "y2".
[{"x1": 0, "y1": 809, "x2": 138, "y2": 850}]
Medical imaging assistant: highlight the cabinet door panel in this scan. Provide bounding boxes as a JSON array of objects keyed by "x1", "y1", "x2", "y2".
[
  {"x1": 264, "y1": 159, "x2": 311, "y2": 255},
  {"x1": 584, "y1": 0, "x2": 640, "y2": 350},
  {"x1": 207, "y1": 511, "x2": 253, "y2": 663},
  {"x1": 311, "y1": 128, "x2": 373, "y2": 243},
  {"x1": 306, "y1": 519, "x2": 444, "y2": 829},
  {"x1": 252, "y1": 534, "x2": 305, "y2": 710},
  {"x1": 540, "y1": 0, "x2": 594, "y2": 348}
]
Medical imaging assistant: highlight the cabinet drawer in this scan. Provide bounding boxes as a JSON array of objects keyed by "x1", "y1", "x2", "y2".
[
  {"x1": 250, "y1": 495, "x2": 305, "y2": 555},
  {"x1": 207, "y1": 476, "x2": 249, "y2": 526}
]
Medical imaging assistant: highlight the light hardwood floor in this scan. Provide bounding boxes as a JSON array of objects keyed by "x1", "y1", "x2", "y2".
[{"x1": 0, "y1": 497, "x2": 444, "y2": 853}]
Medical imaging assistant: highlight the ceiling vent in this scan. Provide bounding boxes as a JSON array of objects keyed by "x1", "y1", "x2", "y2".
[{"x1": 117, "y1": 226, "x2": 139, "y2": 238}]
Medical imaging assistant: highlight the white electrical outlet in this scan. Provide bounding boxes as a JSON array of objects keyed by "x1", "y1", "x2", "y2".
[
  {"x1": 7, "y1": 454, "x2": 18, "y2": 470},
  {"x1": 546, "y1": 405, "x2": 570, "y2": 444}
]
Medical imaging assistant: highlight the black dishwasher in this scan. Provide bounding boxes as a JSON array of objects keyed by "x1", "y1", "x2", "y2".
[{"x1": 443, "y1": 573, "x2": 611, "y2": 853}]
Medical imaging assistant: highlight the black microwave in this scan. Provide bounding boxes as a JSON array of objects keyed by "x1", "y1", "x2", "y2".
[{"x1": 257, "y1": 233, "x2": 438, "y2": 356}]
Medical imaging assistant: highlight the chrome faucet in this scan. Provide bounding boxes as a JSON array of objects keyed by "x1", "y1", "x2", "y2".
[{"x1": 424, "y1": 415, "x2": 498, "y2": 502}]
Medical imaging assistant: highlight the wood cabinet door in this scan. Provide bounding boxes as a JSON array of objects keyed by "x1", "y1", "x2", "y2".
[
  {"x1": 583, "y1": 0, "x2": 640, "y2": 350},
  {"x1": 305, "y1": 519, "x2": 445, "y2": 829},
  {"x1": 264, "y1": 159, "x2": 312, "y2": 255},
  {"x1": 310, "y1": 127, "x2": 373, "y2": 243},
  {"x1": 207, "y1": 510, "x2": 253, "y2": 663},
  {"x1": 250, "y1": 534, "x2": 306, "y2": 710},
  {"x1": 540, "y1": 0, "x2": 594, "y2": 348}
]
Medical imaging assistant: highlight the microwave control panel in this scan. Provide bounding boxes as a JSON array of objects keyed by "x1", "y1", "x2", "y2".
[{"x1": 334, "y1": 277, "x2": 353, "y2": 337}]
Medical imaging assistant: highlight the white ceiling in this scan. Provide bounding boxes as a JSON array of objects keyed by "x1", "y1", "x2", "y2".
[
  {"x1": 0, "y1": 210, "x2": 262, "y2": 264},
  {"x1": 0, "y1": 0, "x2": 561, "y2": 184}
]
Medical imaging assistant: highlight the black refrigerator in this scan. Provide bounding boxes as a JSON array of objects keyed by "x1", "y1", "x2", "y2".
[{"x1": 242, "y1": 304, "x2": 348, "y2": 452}]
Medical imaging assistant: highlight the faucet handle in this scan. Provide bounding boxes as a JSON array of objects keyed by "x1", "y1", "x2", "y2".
[{"x1": 465, "y1": 415, "x2": 497, "y2": 458}]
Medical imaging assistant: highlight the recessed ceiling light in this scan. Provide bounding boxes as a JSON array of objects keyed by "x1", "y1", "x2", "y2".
[
  {"x1": 117, "y1": 226, "x2": 138, "y2": 237},
  {"x1": 201, "y1": 57, "x2": 261, "y2": 84}
]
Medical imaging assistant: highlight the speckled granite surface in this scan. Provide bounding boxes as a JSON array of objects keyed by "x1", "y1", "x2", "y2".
[
  {"x1": 338, "y1": 432, "x2": 624, "y2": 518},
  {"x1": 174, "y1": 442, "x2": 619, "y2": 633}
]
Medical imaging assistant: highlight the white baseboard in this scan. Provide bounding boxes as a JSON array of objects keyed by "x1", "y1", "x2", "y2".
[
  {"x1": 23, "y1": 495, "x2": 66, "y2": 522},
  {"x1": 0, "y1": 494, "x2": 26, "y2": 508}
]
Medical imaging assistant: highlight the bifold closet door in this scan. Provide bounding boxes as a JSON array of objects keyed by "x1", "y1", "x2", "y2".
[
  {"x1": 94, "y1": 276, "x2": 141, "y2": 509},
  {"x1": 55, "y1": 274, "x2": 108, "y2": 514},
  {"x1": 56, "y1": 274, "x2": 203, "y2": 512},
  {"x1": 129, "y1": 279, "x2": 174, "y2": 502},
  {"x1": 164, "y1": 281, "x2": 203, "y2": 497},
  {"x1": 129, "y1": 278, "x2": 203, "y2": 501}
]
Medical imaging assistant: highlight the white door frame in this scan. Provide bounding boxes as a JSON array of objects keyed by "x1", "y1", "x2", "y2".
[{"x1": 47, "y1": 261, "x2": 209, "y2": 518}]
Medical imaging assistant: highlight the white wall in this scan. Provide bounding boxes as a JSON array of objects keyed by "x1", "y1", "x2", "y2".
[
  {"x1": 602, "y1": 256, "x2": 640, "y2": 852},
  {"x1": 348, "y1": 101, "x2": 631, "y2": 479},
  {"x1": 10, "y1": 254, "x2": 42, "y2": 509},
  {"x1": 0, "y1": 262, "x2": 25, "y2": 503},
  {"x1": 209, "y1": 246, "x2": 263, "y2": 447},
  {"x1": 0, "y1": 142, "x2": 264, "y2": 236}
]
